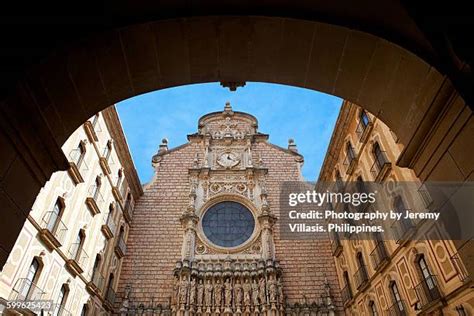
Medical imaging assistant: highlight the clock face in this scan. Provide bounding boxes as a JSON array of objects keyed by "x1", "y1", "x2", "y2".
[{"x1": 217, "y1": 152, "x2": 240, "y2": 168}]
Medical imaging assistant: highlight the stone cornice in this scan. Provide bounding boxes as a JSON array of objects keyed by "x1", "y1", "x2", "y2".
[{"x1": 102, "y1": 106, "x2": 143, "y2": 199}]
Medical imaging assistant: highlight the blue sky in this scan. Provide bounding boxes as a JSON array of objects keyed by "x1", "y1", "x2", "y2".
[{"x1": 116, "y1": 82, "x2": 342, "y2": 184}]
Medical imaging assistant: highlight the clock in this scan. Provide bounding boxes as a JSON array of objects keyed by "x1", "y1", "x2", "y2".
[{"x1": 217, "y1": 152, "x2": 240, "y2": 168}]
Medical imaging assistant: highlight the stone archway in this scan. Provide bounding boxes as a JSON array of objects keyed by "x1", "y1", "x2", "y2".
[{"x1": 0, "y1": 15, "x2": 472, "y2": 272}]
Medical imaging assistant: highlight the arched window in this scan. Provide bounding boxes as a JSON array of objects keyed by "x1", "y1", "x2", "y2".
[
  {"x1": 104, "y1": 140, "x2": 113, "y2": 161},
  {"x1": 47, "y1": 198, "x2": 65, "y2": 233},
  {"x1": 105, "y1": 273, "x2": 115, "y2": 302},
  {"x1": 355, "y1": 252, "x2": 369, "y2": 287},
  {"x1": 356, "y1": 176, "x2": 366, "y2": 194},
  {"x1": 55, "y1": 284, "x2": 69, "y2": 316},
  {"x1": 390, "y1": 282, "x2": 405, "y2": 312},
  {"x1": 417, "y1": 255, "x2": 436, "y2": 290},
  {"x1": 343, "y1": 271, "x2": 351, "y2": 290},
  {"x1": 393, "y1": 195, "x2": 406, "y2": 213},
  {"x1": 369, "y1": 300, "x2": 378, "y2": 316},
  {"x1": 360, "y1": 110, "x2": 370, "y2": 128}
]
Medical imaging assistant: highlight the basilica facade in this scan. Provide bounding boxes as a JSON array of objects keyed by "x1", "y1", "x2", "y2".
[{"x1": 116, "y1": 103, "x2": 341, "y2": 315}]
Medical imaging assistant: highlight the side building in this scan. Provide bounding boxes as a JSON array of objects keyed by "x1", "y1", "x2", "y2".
[
  {"x1": 0, "y1": 106, "x2": 142, "y2": 315},
  {"x1": 319, "y1": 101, "x2": 473, "y2": 315}
]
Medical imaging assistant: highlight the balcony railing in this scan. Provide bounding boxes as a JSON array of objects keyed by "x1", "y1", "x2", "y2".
[
  {"x1": 414, "y1": 275, "x2": 442, "y2": 310},
  {"x1": 115, "y1": 235, "x2": 127, "y2": 258},
  {"x1": 341, "y1": 284, "x2": 353, "y2": 305},
  {"x1": 355, "y1": 116, "x2": 373, "y2": 143},
  {"x1": 370, "y1": 241, "x2": 389, "y2": 271},
  {"x1": 67, "y1": 148, "x2": 89, "y2": 184},
  {"x1": 331, "y1": 233, "x2": 343, "y2": 256},
  {"x1": 119, "y1": 178, "x2": 128, "y2": 199},
  {"x1": 390, "y1": 215, "x2": 415, "y2": 243},
  {"x1": 370, "y1": 152, "x2": 391, "y2": 182},
  {"x1": 101, "y1": 213, "x2": 116, "y2": 239},
  {"x1": 10, "y1": 278, "x2": 46, "y2": 301},
  {"x1": 38, "y1": 211, "x2": 68, "y2": 250},
  {"x1": 451, "y1": 253, "x2": 471, "y2": 283},
  {"x1": 86, "y1": 270, "x2": 105, "y2": 297},
  {"x1": 386, "y1": 300, "x2": 408, "y2": 316},
  {"x1": 104, "y1": 286, "x2": 116, "y2": 310},
  {"x1": 53, "y1": 304, "x2": 73, "y2": 316},
  {"x1": 354, "y1": 265, "x2": 369, "y2": 290},
  {"x1": 85, "y1": 184, "x2": 104, "y2": 216},
  {"x1": 66, "y1": 243, "x2": 89, "y2": 276}
]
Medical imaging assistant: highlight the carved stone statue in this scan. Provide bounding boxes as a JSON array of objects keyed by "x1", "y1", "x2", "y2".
[
  {"x1": 234, "y1": 279, "x2": 243, "y2": 307},
  {"x1": 259, "y1": 277, "x2": 266, "y2": 305},
  {"x1": 224, "y1": 278, "x2": 232, "y2": 307},
  {"x1": 277, "y1": 278, "x2": 284, "y2": 305},
  {"x1": 189, "y1": 278, "x2": 196, "y2": 306},
  {"x1": 214, "y1": 279, "x2": 223, "y2": 308},
  {"x1": 197, "y1": 279, "x2": 204, "y2": 307},
  {"x1": 268, "y1": 277, "x2": 277, "y2": 303},
  {"x1": 251, "y1": 279, "x2": 259, "y2": 306},
  {"x1": 243, "y1": 279, "x2": 251, "y2": 306},
  {"x1": 178, "y1": 276, "x2": 188, "y2": 306},
  {"x1": 205, "y1": 279, "x2": 213, "y2": 307}
]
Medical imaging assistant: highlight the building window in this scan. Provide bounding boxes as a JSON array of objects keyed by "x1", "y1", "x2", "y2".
[
  {"x1": 202, "y1": 201, "x2": 255, "y2": 248},
  {"x1": 92, "y1": 177, "x2": 101, "y2": 200},
  {"x1": 20, "y1": 258, "x2": 42, "y2": 299},
  {"x1": 373, "y1": 142, "x2": 388, "y2": 169},
  {"x1": 418, "y1": 255, "x2": 435, "y2": 290},
  {"x1": 91, "y1": 254, "x2": 102, "y2": 281},
  {"x1": 369, "y1": 300, "x2": 378, "y2": 316},
  {"x1": 346, "y1": 141, "x2": 356, "y2": 161},
  {"x1": 55, "y1": 284, "x2": 69, "y2": 316},
  {"x1": 390, "y1": 282, "x2": 404, "y2": 312},
  {"x1": 455, "y1": 305, "x2": 467, "y2": 316},
  {"x1": 356, "y1": 176, "x2": 367, "y2": 194},
  {"x1": 92, "y1": 114, "x2": 99, "y2": 128},
  {"x1": 335, "y1": 170, "x2": 343, "y2": 192},
  {"x1": 81, "y1": 304, "x2": 89, "y2": 316},
  {"x1": 103, "y1": 140, "x2": 113, "y2": 161},
  {"x1": 72, "y1": 230, "x2": 86, "y2": 261},
  {"x1": 74, "y1": 141, "x2": 86, "y2": 168},
  {"x1": 116, "y1": 168, "x2": 123, "y2": 187},
  {"x1": 360, "y1": 110, "x2": 370, "y2": 128},
  {"x1": 47, "y1": 198, "x2": 65, "y2": 233}
]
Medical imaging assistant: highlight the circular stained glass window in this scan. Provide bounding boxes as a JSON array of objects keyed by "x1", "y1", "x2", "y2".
[{"x1": 202, "y1": 201, "x2": 255, "y2": 248}]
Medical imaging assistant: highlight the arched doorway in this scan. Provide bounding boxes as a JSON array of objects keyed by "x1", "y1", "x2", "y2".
[{"x1": 0, "y1": 15, "x2": 471, "y2": 275}]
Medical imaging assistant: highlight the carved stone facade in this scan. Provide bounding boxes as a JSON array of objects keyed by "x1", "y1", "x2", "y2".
[{"x1": 117, "y1": 103, "x2": 341, "y2": 315}]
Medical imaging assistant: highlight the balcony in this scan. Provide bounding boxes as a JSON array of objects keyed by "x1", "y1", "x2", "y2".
[
  {"x1": 115, "y1": 236, "x2": 126, "y2": 259},
  {"x1": 101, "y1": 213, "x2": 116, "y2": 239},
  {"x1": 414, "y1": 275, "x2": 442, "y2": 310},
  {"x1": 85, "y1": 185, "x2": 104, "y2": 216},
  {"x1": 370, "y1": 241, "x2": 389, "y2": 272},
  {"x1": 86, "y1": 271, "x2": 105, "y2": 297},
  {"x1": 123, "y1": 199, "x2": 134, "y2": 223},
  {"x1": 370, "y1": 152, "x2": 392, "y2": 182},
  {"x1": 53, "y1": 304, "x2": 73, "y2": 316},
  {"x1": 38, "y1": 211, "x2": 68, "y2": 251},
  {"x1": 331, "y1": 233, "x2": 343, "y2": 257},
  {"x1": 343, "y1": 151, "x2": 357, "y2": 175},
  {"x1": 386, "y1": 300, "x2": 408, "y2": 316},
  {"x1": 356, "y1": 117, "x2": 373, "y2": 143},
  {"x1": 451, "y1": 253, "x2": 471, "y2": 283},
  {"x1": 390, "y1": 216, "x2": 415, "y2": 244},
  {"x1": 65, "y1": 243, "x2": 89, "y2": 276},
  {"x1": 67, "y1": 148, "x2": 89, "y2": 185},
  {"x1": 10, "y1": 278, "x2": 46, "y2": 301},
  {"x1": 341, "y1": 284, "x2": 353, "y2": 306},
  {"x1": 104, "y1": 287, "x2": 116, "y2": 311},
  {"x1": 354, "y1": 265, "x2": 369, "y2": 291}
]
